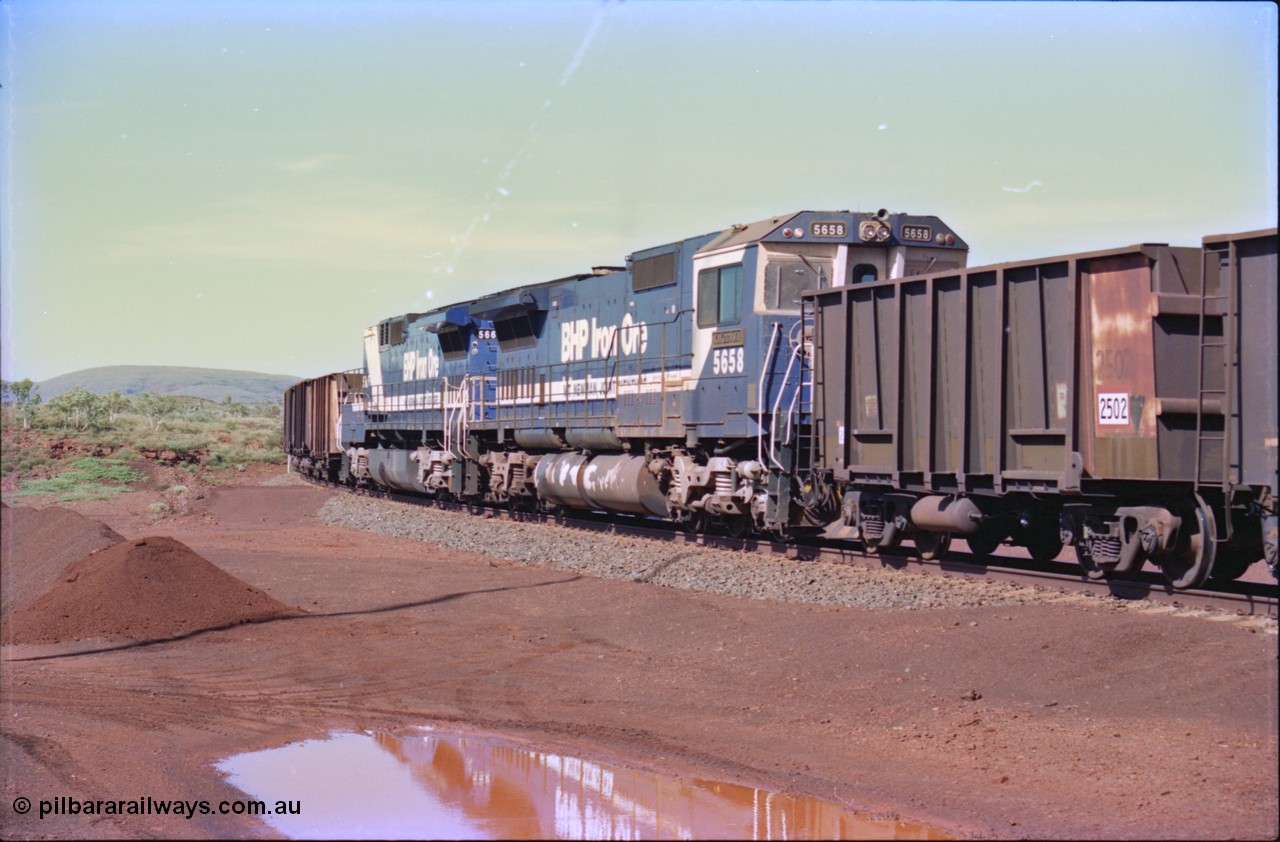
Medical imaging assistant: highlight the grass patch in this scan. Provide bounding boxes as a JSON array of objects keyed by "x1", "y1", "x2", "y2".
[
  {"x1": 1, "y1": 442, "x2": 57, "y2": 477},
  {"x1": 4, "y1": 400, "x2": 284, "y2": 490},
  {"x1": 11, "y1": 456, "x2": 144, "y2": 501}
]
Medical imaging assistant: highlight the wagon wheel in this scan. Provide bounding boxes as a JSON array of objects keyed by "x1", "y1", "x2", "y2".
[
  {"x1": 864, "y1": 531, "x2": 900, "y2": 555},
  {"x1": 1024, "y1": 528, "x2": 1065, "y2": 565},
  {"x1": 1208, "y1": 546, "x2": 1260, "y2": 582},
  {"x1": 1075, "y1": 540, "x2": 1111, "y2": 580},
  {"x1": 1209, "y1": 551, "x2": 1255, "y2": 582},
  {"x1": 1159, "y1": 497, "x2": 1217, "y2": 589},
  {"x1": 965, "y1": 528, "x2": 1003, "y2": 560},
  {"x1": 915, "y1": 532, "x2": 952, "y2": 561},
  {"x1": 1208, "y1": 515, "x2": 1265, "y2": 582}
]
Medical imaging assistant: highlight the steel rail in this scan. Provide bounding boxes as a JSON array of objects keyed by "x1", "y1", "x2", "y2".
[{"x1": 321, "y1": 478, "x2": 1277, "y2": 617}]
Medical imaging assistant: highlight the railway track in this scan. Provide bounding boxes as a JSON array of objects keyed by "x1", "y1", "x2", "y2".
[{"x1": 322, "y1": 477, "x2": 1278, "y2": 618}]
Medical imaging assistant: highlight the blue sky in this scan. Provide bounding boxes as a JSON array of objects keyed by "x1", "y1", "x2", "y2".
[{"x1": 2, "y1": 0, "x2": 1276, "y2": 381}]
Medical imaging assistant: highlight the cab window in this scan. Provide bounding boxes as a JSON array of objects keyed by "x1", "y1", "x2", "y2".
[
  {"x1": 697, "y1": 264, "x2": 743, "y2": 327},
  {"x1": 852, "y1": 263, "x2": 879, "y2": 284}
]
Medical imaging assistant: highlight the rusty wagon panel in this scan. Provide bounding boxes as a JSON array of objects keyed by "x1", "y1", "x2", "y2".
[
  {"x1": 1200, "y1": 228, "x2": 1277, "y2": 498},
  {"x1": 284, "y1": 372, "x2": 356, "y2": 467},
  {"x1": 806, "y1": 242, "x2": 1209, "y2": 495}
]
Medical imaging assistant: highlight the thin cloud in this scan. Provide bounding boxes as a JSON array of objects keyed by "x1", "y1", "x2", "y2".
[
  {"x1": 559, "y1": 2, "x2": 609, "y2": 87},
  {"x1": 276, "y1": 153, "x2": 340, "y2": 173},
  {"x1": 1003, "y1": 180, "x2": 1043, "y2": 194}
]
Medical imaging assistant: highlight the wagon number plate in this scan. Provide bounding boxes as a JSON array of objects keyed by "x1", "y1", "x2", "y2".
[
  {"x1": 901, "y1": 224, "x2": 933, "y2": 242},
  {"x1": 1097, "y1": 392, "x2": 1130, "y2": 426}
]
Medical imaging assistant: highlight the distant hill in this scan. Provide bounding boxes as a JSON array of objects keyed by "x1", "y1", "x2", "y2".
[{"x1": 36, "y1": 366, "x2": 302, "y2": 404}]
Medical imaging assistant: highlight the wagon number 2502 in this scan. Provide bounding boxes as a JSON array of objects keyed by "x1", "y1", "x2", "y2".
[
  {"x1": 713, "y1": 347, "x2": 745, "y2": 375},
  {"x1": 1097, "y1": 392, "x2": 1130, "y2": 426}
]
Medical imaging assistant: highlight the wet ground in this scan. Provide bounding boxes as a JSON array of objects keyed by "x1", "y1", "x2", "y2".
[
  {"x1": 220, "y1": 727, "x2": 948, "y2": 840},
  {"x1": 1, "y1": 473, "x2": 1276, "y2": 839}
]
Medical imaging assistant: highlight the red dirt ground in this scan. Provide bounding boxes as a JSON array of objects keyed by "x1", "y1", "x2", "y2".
[{"x1": 1, "y1": 469, "x2": 1276, "y2": 839}]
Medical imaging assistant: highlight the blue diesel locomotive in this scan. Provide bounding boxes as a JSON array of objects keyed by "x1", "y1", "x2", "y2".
[{"x1": 289, "y1": 209, "x2": 968, "y2": 537}]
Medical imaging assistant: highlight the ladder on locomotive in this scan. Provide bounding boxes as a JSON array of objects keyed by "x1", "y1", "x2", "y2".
[
  {"x1": 1194, "y1": 241, "x2": 1238, "y2": 542},
  {"x1": 794, "y1": 300, "x2": 817, "y2": 471}
]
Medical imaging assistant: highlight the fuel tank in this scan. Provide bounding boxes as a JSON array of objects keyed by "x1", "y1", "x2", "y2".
[
  {"x1": 533, "y1": 452, "x2": 668, "y2": 517},
  {"x1": 366, "y1": 447, "x2": 428, "y2": 494}
]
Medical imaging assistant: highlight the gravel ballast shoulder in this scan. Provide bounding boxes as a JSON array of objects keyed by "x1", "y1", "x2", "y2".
[{"x1": 317, "y1": 494, "x2": 1112, "y2": 613}]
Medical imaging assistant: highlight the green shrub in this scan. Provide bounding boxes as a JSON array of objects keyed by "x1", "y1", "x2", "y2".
[
  {"x1": 69, "y1": 456, "x2": 143, "y2": 484},
  {"x1": 10, "y1": 456, "x2": 143, "y2": 501}
]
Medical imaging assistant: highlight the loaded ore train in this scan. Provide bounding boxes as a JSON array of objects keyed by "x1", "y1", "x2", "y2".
[{"x1": 286, "y1": 210, "x2": 1277, "y2": 589}]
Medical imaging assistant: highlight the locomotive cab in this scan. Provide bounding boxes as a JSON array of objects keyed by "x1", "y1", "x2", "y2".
[
  {"x1": 683, "y1": 210, "x2": 968, "y2": 531},
  {"x1": 687, "y1": 211, "x2": 969, "y2": 443}
]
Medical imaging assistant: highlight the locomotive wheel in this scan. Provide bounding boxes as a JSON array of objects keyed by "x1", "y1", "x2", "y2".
[
  {"x1": 681, "y1": 512, "x2": 707, "y2": 536},
  {"x1": 1159, "y1": 498, "x2": 1217, "y2": 589},
  {"x1": 965, "y1": 529, "x2": 1003, "y2": 560},
  {"x1": 723, "y1": 514, "x2": 753, "y2": 540},
  {"x1": 915, "y1": 532, "x2": 952, "y2": 561}
]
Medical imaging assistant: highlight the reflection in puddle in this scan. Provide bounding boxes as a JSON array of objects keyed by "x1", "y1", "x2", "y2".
[{"x1": 217, "y1": 728, "x2": 948, "y2": 840}]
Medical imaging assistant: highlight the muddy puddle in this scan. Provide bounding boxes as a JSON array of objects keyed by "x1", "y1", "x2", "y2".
[{"x1": 217, "y1": 727, "x2": 948, "y2": 840}]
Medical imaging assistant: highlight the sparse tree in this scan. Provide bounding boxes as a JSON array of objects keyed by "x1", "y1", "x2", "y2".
[
  {"x1": 221, "y1": 394, "x2": 251, "y2": 417},
  {"x1": 132, "y1": 392, "x2": 180, "y2": 431},
  {"x1": 103, "y1": 390, "x2": 130, "y2": 423},
  {"x1": 2, "y1": 378, "x2": 42, "y2": 430},
  {"x1": 46, "y1": 386, "x2": 107, "y2": 431},
  {"x1": 238, "y1": 399, "x2": 282, "y2": 419}
]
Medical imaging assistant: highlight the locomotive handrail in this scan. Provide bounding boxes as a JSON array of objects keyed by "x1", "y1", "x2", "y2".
[
  {"x1": 757, "y1": 321, "x2": 782, "y2": 466},
  {"x1": 768, "y1": 322, "x2": 806, "y2": 471},
  {"x1": 782, "y1": 319, "x2": 808, "y2": 457}
]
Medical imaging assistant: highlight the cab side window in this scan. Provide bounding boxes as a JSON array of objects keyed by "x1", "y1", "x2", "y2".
[
  {"x1": 852, "y1": 263, "x2": 879, "y2": 284},
  {"x1": 697, "y1": 264, "x2": 744, "y2": 327}
]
